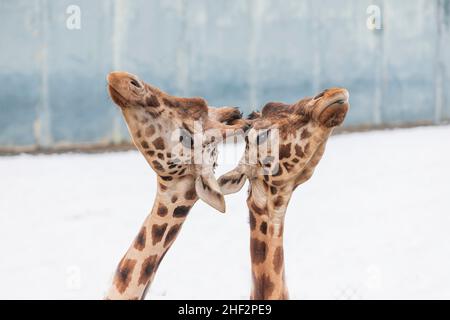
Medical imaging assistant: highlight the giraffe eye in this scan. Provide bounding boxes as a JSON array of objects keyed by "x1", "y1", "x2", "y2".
[{"x1": 130, "y1": 79, "x2": 141, "y2": 88}]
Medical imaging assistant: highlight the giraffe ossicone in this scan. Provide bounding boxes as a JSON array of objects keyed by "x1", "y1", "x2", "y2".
[{"x1": 219, "y1": 88, "x2": 350, "y2": 300}]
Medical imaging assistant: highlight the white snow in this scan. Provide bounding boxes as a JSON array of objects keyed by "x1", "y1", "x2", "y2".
[{"x1": 0, "y1": 125, "x2": 449, "y2": 300}]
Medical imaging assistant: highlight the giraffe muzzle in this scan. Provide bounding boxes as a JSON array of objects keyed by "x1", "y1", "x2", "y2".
[{"x1": 316, "y1": 89, "x2": 350, "y2": 127}]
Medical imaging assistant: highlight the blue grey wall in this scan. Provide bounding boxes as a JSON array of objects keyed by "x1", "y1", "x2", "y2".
[{"x1": 1, "y1": 0, "x2": 449, "y2": 151}]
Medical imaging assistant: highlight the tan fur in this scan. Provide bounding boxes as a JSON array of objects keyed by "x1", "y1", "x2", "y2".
[
  {"x1": 219, "y1": 88, "x2": 350, "y2": 300},
  {"x1": 105, "y1": 72, "x2": 248, "y2": 300}
]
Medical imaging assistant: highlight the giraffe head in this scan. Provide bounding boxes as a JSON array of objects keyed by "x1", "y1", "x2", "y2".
[
  {"x1": 107, "y1": 71, "x2": 248, "y2": 213},
  {"x1": 219, "y1": 88, "x2": 349, "y2": 204}
]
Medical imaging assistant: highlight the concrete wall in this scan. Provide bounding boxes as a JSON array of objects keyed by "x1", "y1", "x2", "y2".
[{"x1": 1, "y1": 0, "x2": 449, "y2": 151}]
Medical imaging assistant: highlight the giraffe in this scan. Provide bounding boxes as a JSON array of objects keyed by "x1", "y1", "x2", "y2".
[
  {"x1": 105, "y1": 71, "x2": 248, "y2": 300},
  {"x1": 218, "y1": 88, "x2": 350, "y2": 300}
]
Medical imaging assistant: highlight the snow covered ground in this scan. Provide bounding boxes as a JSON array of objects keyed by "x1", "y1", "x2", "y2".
[{"x1": 0, "y1": 125, "x2": 449, "y2": 300}]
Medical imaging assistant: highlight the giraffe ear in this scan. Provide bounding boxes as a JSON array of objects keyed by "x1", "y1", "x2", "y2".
[
  {"x1": 195, "y1": 174, "x2": 226, "y2": 213},
  {"x1": 218, "y1": 166, "x2": 247, "y2": 195}
]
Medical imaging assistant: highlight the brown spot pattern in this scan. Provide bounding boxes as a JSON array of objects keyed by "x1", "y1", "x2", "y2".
[
  {"x1": 146, "y1": 95, "x2": 160, "y2": 107},
  {"x1": 114, "y1": 258, "x2": 137, "y2": 294},
  {"x1": 152, "y1": 160, "x2": 164, "y2": 171},
  {"x1": 304, "y1": 142, "x2": 310, "y2": 153},
  {"x1": 283, "y1": 162, "x2": 294, "y2": 171},
  {"x1": 164, "y1": 224, "x2": 181, "y2": 247},
  {"x1": 250, "y1": 238, "x2": 267, "y2": 264},
  {"x1": 152, "y1": 137, "x2": 165, "y2": 150},
  {"x1": 301, "y1": 129, "x2": 312, "y2": 139},
  {"x1": 279, "y1": 143, "x2": 291, "y2": 160},
  {"x1": 151, "y1": 223, "x2": 168, "y2": 245},
  {"x1": 184, "y1": 187, "x2": 196, "y2": 200},
  {"x1": 134, "y1": 227, "x2": 146, "y2": 251},
  {"x1": 173, "y1": 205, "x2": 190, "y2": 218},
  {"x1": 295, "y1": 145, "x2": 304, "y2": 158},
  {"x1": 249, "y1": 211, "x2": 256, "y2": 230},
  {"x1": 138, "y1": 255, "x2": 158, "y2": 286},
  {"x1": 252, "y1": 273, "x2": 275, "y2": 300},
  {"x1": 157, "y1": 204, "x2": 168, "y2": 217},
  {"x1": 270, "y1": 186, "x2": 277, "y2": 195},
  {"x1": 145, "y1": 125, "x2": 155, "y2": 137},
  {"x1": 273, "y1": 246, "x2": 284, "y2": 274},
  {"x1": 273, "y1": 196, "x2": 284, "y2": 208},
  {"x1": 259, "y1": 221, "x2": 268, "y2": 235}
]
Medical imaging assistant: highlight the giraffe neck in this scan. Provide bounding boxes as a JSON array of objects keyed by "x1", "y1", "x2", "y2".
[
  {"x1": 106, "y1": 176, "x2": 197, "y2": 300},
  {"x1": 247, "y1": 181, "x2": 292, "y2": 300}
]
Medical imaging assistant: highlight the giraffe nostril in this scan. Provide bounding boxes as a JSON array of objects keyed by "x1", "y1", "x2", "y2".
[{"x1": 130, "y1": 79, "x2": 141, "y2": 88}]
